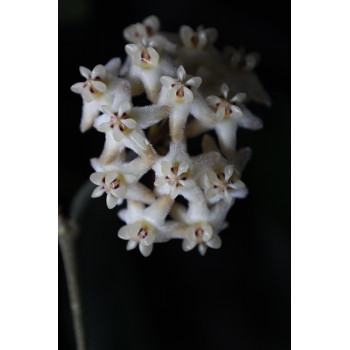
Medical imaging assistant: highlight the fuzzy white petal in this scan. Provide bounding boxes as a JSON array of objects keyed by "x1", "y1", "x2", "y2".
[
  {"x1": 161, "y1": 161, "x2": 172, "y2": 175},
  {"x1": 160, "y1": 76, "x2": 176, "y2": 88},
  {"x1": 185, "y1": 77, "x2": 202, "y2": 90},
  {"x1": 91, "y1": 64, "x2": 106, "y2": 79},
  {"x1": 97, "y1": 122, "x2": 111, "y2": 133},
  {"x1": 182, "y1": 239, "x2": 197, "y2": 252},
  {"x1": 79, "y1": 66, "x2": 91, "y2": 79},
  {"x1": 81, "y1": 88, "x2": 94, "y2": 103},
  {"x1": 206, "y1": 95, "x2": 222, "y2": 108},
  {"x1": 126, "y1": 240, "x2": 138, "y2": 250},
  {"x1": 220, "y1": 83, "x2": 229, "y2": 99},
  {"x1": 112, "y1": 127, "x2": 125, "y2": 142},
  {"x1": 206, "y1": 235, "x2": 222, "y2": 249},
  {"x1": 91, "y1": 80, "x2": 107, "y2": 92},
  {"x1": 122, "y1": 118, "x2": 137, "y2": 129},
  {"x1": 154, "y1": 177, "x2": 168, "y2": 187},
  {"x1": 224, "y1": 165, "x2": 234, "y2": 181},
  {"x1": 118, "y1": 100, "x2": 131, "y2": 116},
  {"x1": 91, "y1": 186, "x2": 105, "y2": 198},
  {"x1": 90, "y1": 172, "x2": 104, "y2": 185},
  {"x1": 106, "y1": 193, "x2": 119, "y2": 209},
  {"x1": 198, "y1": 243, "x2": 207, "y2": 256},
  {"x1": 177, "y1": 66, "x2": 186, "y2": 81},
  {"x1": 139, "y1": 243, "x2": 153, "y2": 257},
  {"x1": 70, "y1": 82, "x2": 84, "y2": 94},
  {"x1": 144, "y1": 231, "x2": 156, "y2": 246}
]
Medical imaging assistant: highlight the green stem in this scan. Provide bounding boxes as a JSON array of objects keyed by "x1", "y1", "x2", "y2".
[{"x1": 59, "y1": 216, "x2": 88, "y2": 350}]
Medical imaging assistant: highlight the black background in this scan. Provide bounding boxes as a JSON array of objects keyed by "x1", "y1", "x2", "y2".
[{"x1": 59, "y1": 1, "x2": 290, "y2": 349}]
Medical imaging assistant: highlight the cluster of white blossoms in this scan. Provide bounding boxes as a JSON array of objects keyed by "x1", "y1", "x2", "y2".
[{"x1": 71, "y1": 15, "x2": 270, "y2": 257}]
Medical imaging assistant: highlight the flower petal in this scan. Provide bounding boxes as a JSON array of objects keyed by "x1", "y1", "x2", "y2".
[
  {"x1": 113, "y1": 127, "x2": 125, "y2": 142},
  {"x1": 182, "y1": 86, "x2": 194, "y2": 103},
  {"x1": 79, "y1": 66, "x2": 91, "y2": 79},
  {"x1": 81, "y1": 88, "x2": 94, "y2": 103},
  {"x1": 220, "y1": 83, "x2": 230, "y2": 99},
  {"x1": 177, "y1": 65, "x2": 186, "y2": 81},
  {"x1": 185, "y1": 77, "x2": 202, "y2": 90},
  {"x1": 147, "y1": 47, "x2": 160, "y2": 65},
  {"x1": 143, "y1": 15, "x2": 160, "y2": 34},
  {"x1": 161, "y1": 161, "x2": 172, "y2": 175},
  {"x1": 167, "y1": 86, "x2": 179, "y2": 103},
  {"x1": 206, "y1": 95, "x2": 222, "y2": 108},
  {"x1": 170, "y1": 184, "x2": 180, "y2": 199},
  {"x1": 139, "y1": 243, "x2": 153, "y2": 257},
  {"x1": 206, "y1": 234, "x2": 222, "y2": 249},
  {"x1": 179, "y1": 179, "x2": 196, "y2": 188},
  {"x1": 122, "y1": 118, "x2": 137, "y2": 129},
  {"x1": 91, "y1": 64, "x2": 106, "y2": 79},
  {"x1": 97, "y1": 122, "x2": 111, "y2": 133},
  {"x1": 230, "y1": 105, "x2": 243, "y2": 119},
  {"x1": 91, "y1": 80, "x2": 107, "y2": 92},
  {"x1": 91, "y1": 186, "x2": 105, "y2": 198},
  {"x1": 224, "y1": 165, "x2": 234, "y2": 181},
  {"x1": 229, "y1": 179, "x2": 245, "y2": 190},
  {"x1": 230, "y1": 92, "x2": 246, "y2": 104},
  {"x1": 90, "y1": 172, "x2": 104, "y2": 185},
  {"x1": 206, "y1": 187, "x2": 219, "y2": 199},
  {"x1": 160, "y1": 76, "x2": 176, "y2": 88},
  {"x1": 123, "y1": 23, "x2": 146, "y2": 43},
  {"x1": 207, "y1": 170, "x2": 218, "y2": 183},
  {"x1": 182, "y1": 239, "x2": 197, "y2": 252},
  {"x1": 223, "y1": 189, "x2": 232, "y2": 204},
  {"x1": 101, "y1": 105, "x2": 114, "y2": 116},
  {"x1": 154, "y1": 177, "x2": 168, "y2": 187},
  {"x1": 118, "y1": 225, "x2": 134, "y2": 240},
  {"x1": 118, "y1": 100, "x2": 132, "y2": 116},
  {"x1": 126, "y1": 239, "x2": 138, "y2": 250},
  {"x1": 198, "y1": 243, "x2": 207, "y2": 256},
  {"x1": 179, "y1": 25, "x2": 194, "y2": 48},
  {"x1": 144, "y1": 231, "x2": 156, "y2": 246},
  {"x1": 110, "y1": 185, "x2": 127, "y2": 198},
  {"x1": 202, "y1": 223, "x2": 213, "y2": 242},
  {"x1": 178, "y1": 161, "x2": 189, "y2": 175},
  {"x1": 106, "y1": 193, "x2": 119, "y2": 209},
  {"x1": 70, "y1": 82, "x2": 84, "y2": 94},
  {"x1": 125, "y1": 44, "x2": 139, "y2": 58}
]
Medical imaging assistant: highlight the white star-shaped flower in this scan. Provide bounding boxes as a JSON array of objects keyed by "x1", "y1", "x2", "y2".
[
  {"x1": 179, "y1": 25, "x2": 217, "y2": 50},
  {"x1": 170, "y1": 201, "x2": 231, "y2": 256},
  {"x1": 70, "y1": 58, "x2": 131, "y2": 132},
  {"x1": 123, "y1": 15, "x2": 176, "y2": 52},
  {"x1": 222, "y1": 45, "x2": 271, "y2": 106},
  {"x1": 186, "y1": 83, "x2": 263, "y2": 157},
  {"x1": 152, "y1": 142, "x2": 219, "y2": 201},
  {"x1": 159, "y1": 66, "x2": 218, "y2": 142},
  {"x1": 124, "y1": 39, "x2": 176, "y2": 103},
  {"x1": 160, "y1": 65, "x2": 202, "y2": 105},
  {"x1": 117, "y1": 196, "x2": 174, "y2": 257},
  {"x1": 96, "y1": 100, "x2": 147, "y2": 154},
  {"x1": 201, "y1": 165, "x2": 246, "y2": 205},
  {"x1": 89, "y1": 156, "x2": 155, "y2": 209},
  {"x1": 198, "y1": 134, "x2": 250, "y2": 204}
]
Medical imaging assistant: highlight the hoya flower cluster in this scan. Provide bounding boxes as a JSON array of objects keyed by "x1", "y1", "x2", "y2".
[{"x1": 71, "y1": 15, "x2": 269, "y2": 257}]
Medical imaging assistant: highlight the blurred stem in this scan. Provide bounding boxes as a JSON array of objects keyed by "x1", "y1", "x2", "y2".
[{"x1": 59, "y1": 215, "x2": 88, "y2": 350}]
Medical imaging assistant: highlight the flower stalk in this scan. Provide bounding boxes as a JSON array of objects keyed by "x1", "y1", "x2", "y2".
[{"x1": 58, "y1": 214, "x2": 88, "y2": 350}]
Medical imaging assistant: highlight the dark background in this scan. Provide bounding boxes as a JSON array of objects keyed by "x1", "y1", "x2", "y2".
[{"x1": 59, "y1": 1, "x2": 290, "y2": 349}]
